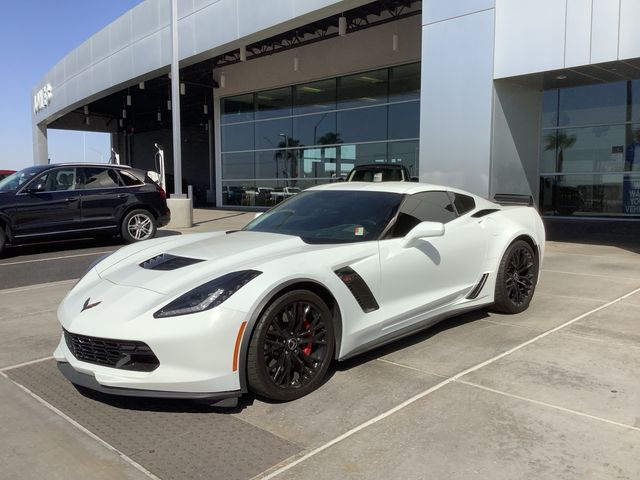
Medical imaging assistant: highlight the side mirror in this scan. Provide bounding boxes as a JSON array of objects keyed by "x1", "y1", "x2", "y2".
[
  {"x1": 26, "y1": 182, "x2": 45, "y2": 194},
  {"x1": 401, "y1": 221, "x2": 444, "y2": 248}
]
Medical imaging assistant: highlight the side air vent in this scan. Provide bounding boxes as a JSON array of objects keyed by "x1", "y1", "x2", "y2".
[
  {"x1": 140, "y1": 253, "x2": 205, "y2": 271},
  {"x1": 335, "y1": 267, "x2": 380, "y2": 313},
  {"x1": 466, "y1": 273, "x2": 489, "y2": 299},
  {"x1": 471, "y1": 209, "x2": 499, "y2": 218}
]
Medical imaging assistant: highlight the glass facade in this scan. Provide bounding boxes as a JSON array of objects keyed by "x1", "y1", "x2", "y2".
[
  {"x1": 541, "y1": 80, "x2": 640, "y2": 217},
  {"x1": 220, "y1": 63, "x2": 420, "y2": 207}
]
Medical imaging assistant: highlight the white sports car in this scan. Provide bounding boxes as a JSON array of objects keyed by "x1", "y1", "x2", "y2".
[{"x1": 55, "y1": 182, "x2": 545, "y2": 406}]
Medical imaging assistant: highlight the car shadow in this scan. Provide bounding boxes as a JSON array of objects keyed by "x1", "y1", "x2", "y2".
[{"x1": 74, "y1": 308, "x2": 490, "y2": 414}]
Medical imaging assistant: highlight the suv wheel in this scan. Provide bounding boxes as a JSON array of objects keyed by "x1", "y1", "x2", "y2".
[{"x1": 121, "y1": 209, "x2": 157, "y2": 243}]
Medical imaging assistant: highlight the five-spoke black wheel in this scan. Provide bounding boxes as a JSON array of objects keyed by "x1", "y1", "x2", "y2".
[
  {"x1": 493, "y1": 240, "x2": 539, "y2": 314},
  {"x1": 247, "y1": 290, "x2": 334, "y2": 401}
]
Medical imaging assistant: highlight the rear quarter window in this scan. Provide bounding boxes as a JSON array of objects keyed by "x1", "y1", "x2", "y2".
[
  {"x1": 118, "y1": 170, "x2": 144, "y2": 186},
  {"x1": 449, "y1": 192, "x2": 476, "y2": 215}
]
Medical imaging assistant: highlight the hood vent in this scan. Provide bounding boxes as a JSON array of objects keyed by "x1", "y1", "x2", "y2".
[{"x1": 140, "y1": 253, "x2": 205, "y2": 271}]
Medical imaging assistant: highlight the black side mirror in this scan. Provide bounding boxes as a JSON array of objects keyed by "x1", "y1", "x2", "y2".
[{"x1": 26, "y1": 182, "x2": 46, "y2": 194}]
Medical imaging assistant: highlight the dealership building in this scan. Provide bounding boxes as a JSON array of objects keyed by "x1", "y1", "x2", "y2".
[{"x1": 32, "y1": 0, "x2": 640, "y2": 224}]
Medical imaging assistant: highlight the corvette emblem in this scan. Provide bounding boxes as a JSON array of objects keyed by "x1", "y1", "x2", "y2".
[{"x1": 81, "y1": 298, "x2": 102, "y2": 313}]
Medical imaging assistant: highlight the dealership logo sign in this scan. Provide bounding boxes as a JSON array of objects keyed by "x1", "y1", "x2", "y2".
[{"x1": 33, "y1": 84, "x2": 52, "y2": 113}]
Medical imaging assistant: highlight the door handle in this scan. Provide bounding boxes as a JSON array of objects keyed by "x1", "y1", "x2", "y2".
[
  {"x1": 117, "y1": 193, "x2": 128, "y2": 199},
  {"x1": 65, "y1": 197, "x2": 79, "y2": 202}
]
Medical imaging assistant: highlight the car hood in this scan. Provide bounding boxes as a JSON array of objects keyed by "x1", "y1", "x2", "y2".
[{"x1": 97, "y1": 231, "x2": 318, "y2": 295}]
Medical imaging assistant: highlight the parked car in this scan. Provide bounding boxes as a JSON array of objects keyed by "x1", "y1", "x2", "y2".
[
  {"x1": 55, "y1": 182, "x2": 544, "y2": 407},
  {"x1": 0, "y1": 163, "x2": 170, "y2": 255},
  {"x1": 346, "y1": 163, "x2": 416, "y2": 182},
  {"x1": 271, "y1": 186, "x2": 301, "y2": 203},
  {"x1": 0, "y1": 170, "x2": 15, "y2": 181}
]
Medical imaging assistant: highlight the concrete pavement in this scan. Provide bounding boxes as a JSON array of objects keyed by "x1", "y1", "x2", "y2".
[{"x1": 0, "y1": 212, "x2": 638, "y2": 480}]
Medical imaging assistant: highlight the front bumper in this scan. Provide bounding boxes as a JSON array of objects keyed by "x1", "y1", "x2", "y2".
[{"x1": 58, "y1": 362, "x2": 240, "y2": 407}]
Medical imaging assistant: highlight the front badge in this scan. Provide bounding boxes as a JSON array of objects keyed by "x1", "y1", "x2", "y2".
[{"x1": 81, "y1": 298, "x2": 101, "y2": 313}]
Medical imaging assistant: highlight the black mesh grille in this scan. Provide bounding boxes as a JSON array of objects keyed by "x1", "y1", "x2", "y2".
[
  {"x1": 140, "y1": 253, "x2": 205, "y2": 271},
  {"x1": 64, "y1": 329, "x2": 159, "y2": 372}
]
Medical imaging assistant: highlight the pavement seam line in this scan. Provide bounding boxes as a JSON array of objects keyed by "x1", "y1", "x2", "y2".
[
  {"x1": 0, "y1": 370, "x2": 161, "y2": 480},
  {"x1": 459, "y1": 380, "x2": 640, "y2": 433},
  {"x1": 543, "y1": 268, "x2": 640, "y2": 281},
  {"x1": 258, "y1": 284, "x2": 640, "y2": 479},
  {"x1": 0, "y1": 279, "x2": 78, "y2": 294},
  {"x1": 0, "y1": 356, "x2": 54, "y2": 372},
  {"x1": 0, "y1": 250, "x2": 114, "y2": 267},
  {"x1": 372, "y1": 357, "x2": 448, "y2": 378}
]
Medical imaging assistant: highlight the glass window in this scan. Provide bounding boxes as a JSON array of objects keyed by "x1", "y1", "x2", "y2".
[
  {"x1": 118, "y1": 170, "x2": 143, "y2": 186},
  {"x1": 340, "y1": 143, "x2": 387, "y2": 171},
  {"x1": 543, "y1": 125, "x2": 626, "y2": 174},
  {"x1": 338, "y1": 105, "x2": 387, "y2": 143},
  {"x1": 222, "y1": 152, "x2": 255, "y2": 179},
  {"x1": 389, "y1": 63, "x2": 420, "y2": 102},
  {"x1": 293, "y1": 79, "x2": 336, "y2": 115},
  {"x1": 255, "y1": 87, "x2": 292, "y2": 120},
  {"x1": 32, "y1": 168, "x2": 77, "y2": 192},
  {"x1": 0, "y1": 166, "x2": 41, "y2": 193},
  {"x1": 338, "y1": 68, "x2": 388, "y2": 108},
  {"x1": 558, "y1": 82, "x2": 626, "y2": 127},
  {"x1": 254, "y1": 118, "x2": 292, "y2": 150},
  {"x1": 255, "y1": 149, "x2": 301, "y2": 181},
  {"x1": 221, "y1": 94, "x2": 254, "y2": 124},
  {"x1": 243, "y1": 190, "x2": 403, "y2": 243},
  {"x1": 293, "y1": 112, "x2": 337, "y2": 146},
  {"x1": 633, "y1": 80, "x2": 640, "y2": 124},
  {"x1": 388, "y1": 140, "x2": 419, "y2": 177},
  {"x1": 221, "y1": 123, "x2": 254, "y2": 152},
  {"x1": 627, "y1": 124, "x2": 640, "y2": 172},
  {"x1": 449, "y1": 192, "x2": 476, "y2": 215},
  {"x1": 388, "y1": 101, "x2": 420, "y2": 140},
  {"x1": 542, "y1": 90, "x2": 559, "y2": 128},
  {"x1": 80, "y1": 168, "x2": 119, "y2": 189},
  {"x1": 387, "y1": 191, "x2": 457, "y2": 238}
]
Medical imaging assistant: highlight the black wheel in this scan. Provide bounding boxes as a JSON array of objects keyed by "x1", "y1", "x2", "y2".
[
  {"x1": 493, "y1": 240, "x2": 539, "y2": 314},
  {"x1": 121, "y1": 209, "x2": 156, "y2": 243},
  {"x1": 247, "y1": 290, "x2": 335, "y2": 401}
]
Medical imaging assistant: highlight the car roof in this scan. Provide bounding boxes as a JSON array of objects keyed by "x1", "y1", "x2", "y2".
[
  {"x1": 351, "y1": 163, "x2": 406, "y2": 169},
  {"x1": 308, "y1": 181, "x2": 498, "y2": 207},
  {"x1": 42, "y1": 163, "x2": 132, "y2": 169}
]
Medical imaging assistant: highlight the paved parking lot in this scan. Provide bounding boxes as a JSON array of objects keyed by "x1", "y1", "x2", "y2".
[{"x1": 1, "y1": 211, "x2": 639, "y2": 480}]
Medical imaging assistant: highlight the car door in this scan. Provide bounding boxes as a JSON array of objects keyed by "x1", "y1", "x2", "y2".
[
  {"x1": 13, "y1": 167, "x2": 81, "y2": 237},
  {"x1": 377, "y1": 191, "x2": 487, "y2": 334},
  {"x1": 78, "y1": 167, "x2": 130, "y2": 230}
]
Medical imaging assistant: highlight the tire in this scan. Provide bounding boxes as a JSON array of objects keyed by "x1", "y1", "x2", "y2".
[
  {"x1": 121, "y1": 209, "x2": 157, "y2": 243},
  {"x1": 247, "y1": 290, "x2": 335, "y2": 401},
  {"x1": 0, "y1": 225, "x2": 5, "y2": 256},
  {"x1": 492, "y1": 240, "x2": 539, "y2": 314}
]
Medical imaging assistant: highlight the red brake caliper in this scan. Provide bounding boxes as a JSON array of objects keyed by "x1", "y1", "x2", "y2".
[{"x1": 301, "y1": 320, "x2": 313, "y2": 356}]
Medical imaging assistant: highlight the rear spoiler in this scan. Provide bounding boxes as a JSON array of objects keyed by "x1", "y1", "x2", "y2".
[{"x1": 493, "y1": 193, "x2": 534, "y2": 207}]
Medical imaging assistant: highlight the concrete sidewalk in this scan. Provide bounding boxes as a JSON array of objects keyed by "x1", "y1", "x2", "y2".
[{"x1": 0, "y1": 218, "x2": 639, "y2": 479}]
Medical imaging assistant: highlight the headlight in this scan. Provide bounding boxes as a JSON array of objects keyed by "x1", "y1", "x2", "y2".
[{"x1": 153, "y1": 270, "x2": 262, "y2": 318}]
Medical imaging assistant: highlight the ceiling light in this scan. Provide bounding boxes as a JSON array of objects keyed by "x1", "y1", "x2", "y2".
[
  {"x1": 203, "y1": 104, "x2": 209, "y2": 115},
  {"x1": 358, "y1": 75, "x2": 384, "y2": 83},
  {"x1": 83, "y1": 105, "x2": 89, "y2": 115},
  {"x1": 122, "y1": 109, "x2": 127, "y2": 118},
  {"x1": 126, "y1": 94, "x2": 132, "y2": 106},
  {"x1": 84, "y1": 116, "x2": 90, "y2": 126},
  {"x1": 392, "y1": 34, "x2": 399, "y2": 52},
  {"x1": 300, "y1": 86, "x2": 323, "y2": 93},
  {"x1": 180, "y1": 83, "x2": 186, "y2": 95},
  {"x1": 167, "y1": 100, "x2": 172, "y2": 110},
  {"x1": 293, "y1": 57, "x2": 300, "y2": 72},
  {"x1": 219, "y1": 72, "x2": 226, "y2": 88},
  {"x1": 119, "y1": 118, "x2": 124, "y2": 127},
  {"x1": 556, "y1": 75, "x2": 567, "y2": 80},
  {"x1": 240, "y1": 45, "x2": 247, "y2": 62},
  {"x1": 338, "y1": 16, "x2": 347, "y2": 36},
  {"x1": 157, "y1": 111, "x2": 162, "y2": 122},
  {"x1": 139, "y1": 81, "x2": 145, "y2": 90}
]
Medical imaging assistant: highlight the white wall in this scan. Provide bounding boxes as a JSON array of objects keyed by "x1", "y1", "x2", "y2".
[
  {"x1": 495, "y1": 0, "x2": 640, "y2": 78},
  {"x1": 419, "y1": 4, "x2": 495, "y2": 197}
]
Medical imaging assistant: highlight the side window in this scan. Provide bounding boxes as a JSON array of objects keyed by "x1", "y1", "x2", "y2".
[
  {"x1": 80, "y1": 168, "x2": 120, "y2": 189},
  {"x1": 387, "y1": 191, "x2": 457, "y2": 238},
  {"x1": 31, "y1": 168, "x2": 77, "y2": 192},
  {"x1": 449, "y1": 192, "x2": 476, "y2": 215},
  {"x1": 118, "y1": 170, "x2": 144, "y2": 186}
]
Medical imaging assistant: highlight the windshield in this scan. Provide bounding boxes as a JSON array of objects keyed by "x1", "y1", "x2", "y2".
[
  {"x1": 0, "y1": 166, "x2": 42, "y2": 193},
  {"x1": 243, "y1": 190, "x2": 403, "y2": 243}
]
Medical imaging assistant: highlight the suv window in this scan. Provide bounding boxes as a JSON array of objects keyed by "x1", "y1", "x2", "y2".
[
  {"x1": 31, "y1": 168, "x2": 77, "y2": 192},
  {"x1": 386, "y1": 191, "x2": 457, "y2": 238},
  {"x1": 118, "y1": 170, "x2": 144, "y2": 186},
  {"x1": 449, "y1": 192, "x2": 476, "y2": 215},
  {"x1": 80, "y1": 167, "x2": 120, "y2": 189}
]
